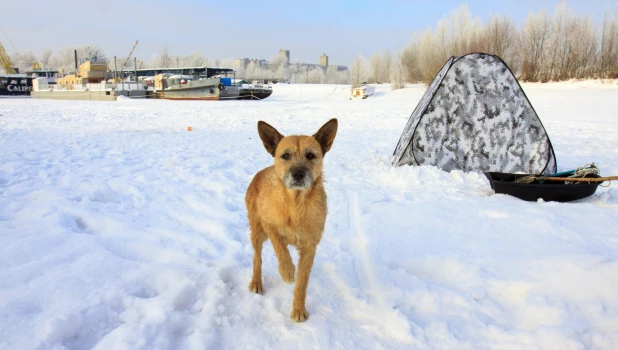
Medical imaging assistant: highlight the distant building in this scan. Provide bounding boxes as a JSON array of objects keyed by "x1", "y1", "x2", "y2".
[
  {"x1": 319, "y1": 53, "x2": 328, "y2": 68},
  {"x1": 57, "y1": 60, "x2": 108, "y2": 86},
  {"x1": 295, "y1": 63, "x2": 322, "y2": 69},
  {"x1": 233, "y1": 50, "x2": 347, "y2": 76},
  {"x1": 234, "y1": 58, "x2": 269, "y2": 70},
  {"x1": 234, "y1": 58, "x2": 249, "y2": 70},
  {"x1": 279, "y1": 50, "x2": 290, "y2": 65}
]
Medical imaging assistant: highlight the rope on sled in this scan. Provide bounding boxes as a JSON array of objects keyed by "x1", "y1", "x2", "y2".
[
  {"x1": 571, "y1": 163, "x2": 600, "y2": 178},
  {"x1": 514, "y1": 163, "x2": 617, "y2": 184},
  {"x1": 565, "y1": 163, "x2": 601, "y2": 184}
]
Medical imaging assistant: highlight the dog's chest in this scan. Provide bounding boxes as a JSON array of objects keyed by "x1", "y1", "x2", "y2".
[
  {"x1": 279, "y1": 219, "x2": 321, "y2": 247},
  {"x1": 276, "y1": 199, "x2": 325, "y2": 246}
]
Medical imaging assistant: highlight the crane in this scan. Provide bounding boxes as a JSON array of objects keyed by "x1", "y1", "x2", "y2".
[
  {"x1": 117, "y1": 40, "x2": 138, "y2": 80},
  {"x1": 0, "y1": 41, "x2": 16, "y2": 74}
]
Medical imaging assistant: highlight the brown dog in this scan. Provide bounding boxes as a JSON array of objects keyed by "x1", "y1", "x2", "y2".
[{"x1": 245, "y1": 118, "x2": 338, "y2": 322}]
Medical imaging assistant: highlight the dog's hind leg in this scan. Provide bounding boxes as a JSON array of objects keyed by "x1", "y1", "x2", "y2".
[
  {"x1": 249, "y1": 221, "x2": 267, "y2": 294},
  {"x1": 264, "y1": 224, "x2": 295, "y2": 283},
  {"x1": 291, "y1": 246, "x2": 316, "y2": 322}
]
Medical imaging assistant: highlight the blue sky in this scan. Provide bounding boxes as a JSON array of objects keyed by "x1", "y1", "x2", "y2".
[{"x1": 1, "y1": 0, "x2": 615, "y2": 66}]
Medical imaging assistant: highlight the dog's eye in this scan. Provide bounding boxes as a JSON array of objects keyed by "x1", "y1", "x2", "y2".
[
  {"x1": 306, "y1": 152, "x2": 315, "y2": 160},
  {"x1": 281, "y1": 153, "x2": 290, "y2": 160}
]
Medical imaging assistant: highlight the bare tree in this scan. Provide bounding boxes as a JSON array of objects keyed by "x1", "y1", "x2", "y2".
[
  {"x1": 486, "y1": 14, "x2": 516, "y2": 60},
  {"x1": 51, "y1": 47, "x2": 76, "y2": 72},
  {"x1": 380, "y1": 49, "x2": 393, "y2": 83},
  {"x1": 323, "y1": 66, "x2": 349, "y2": 84},
  {"x1": 600, "y1": 9, "x2": 618, "y2": 78},
  {"x1": 401, "y1": 38, "x2": 422, "y2": 83},
  {"x1": 41, "y1": 45, "x2": 100, "y2": 73},
  {"x1": 520, "y1": 3, "x2": 598, "y2": 82},
  {"x1": 520, "y1": 10, "x2": 551, "y2": 81},
  {"x1": 324, "y1": 65, "x2": 338, "y2": 84},
  {"x1": 275, "y1": 63, "x2": 289, "y2": 81},
  {"x1": 566, "y1": 14, "x2": 597, "y2": 79},
  {"x1": 181, "y1": 51, "x2": 207, "y2": 67},
  {"x1": 83, "y1": 45, "x2": 106, "y2": 62},
  {"x1": 306, "y1": 67, "x2": 324, "y2": 84},
  {"x1": 40, "y1": 50, "x2": 53, "y2": 68},
  {"x1": 350, "y1": 54, "x2": 370, "y2": 88},
  {"x1": 418, "y1": 25, "x2": 448, "y2": 82},
  {"x1": 369, "y1": 51, "x2": 381, "y2": 83},
  {"x1": 155, "y1": 45, "x2": 173, "y2": 68},
  {"x1": 218, "y1": 58, "x2": 235, "y2": 68},
  {"x1": 395, "y1": 3, "x2": 607, "y2": 82},
  {"x1": 546, "y1": 3, "x2": 571, "y2": 80},
  {"x1": 390, "y1": 55, "x2": 406, "y2": 90},
  {"x1": 444, "y1": 5, "x2": 487, "y2": 55},
  {"x1": 414, "y1": 5, "x2": 486, "y2": 83},
  {"x1": 11, "y1": 51, "x2": 37, "y2": 72}
]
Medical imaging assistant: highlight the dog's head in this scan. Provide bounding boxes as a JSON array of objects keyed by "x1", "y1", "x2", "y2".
[{"x1": 257, "y1": 119, "x2": 338, "y2": 190}]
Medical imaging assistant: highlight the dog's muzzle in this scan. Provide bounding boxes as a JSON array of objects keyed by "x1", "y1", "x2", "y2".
[{"x1": 284, "y1": 167, "x2": 313, "y2": 190}]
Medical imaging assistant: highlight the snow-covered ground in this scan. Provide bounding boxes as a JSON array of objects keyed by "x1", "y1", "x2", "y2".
[{"x1": 1, "y1": 82, "x2": 618, "y2": 350}]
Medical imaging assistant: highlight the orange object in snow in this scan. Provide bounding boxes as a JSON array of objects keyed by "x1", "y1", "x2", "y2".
[{"x1": 188, "y1": 126, "x2": 193, "y2": 131}]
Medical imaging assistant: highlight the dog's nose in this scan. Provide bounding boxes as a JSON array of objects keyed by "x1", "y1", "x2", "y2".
[{"x1": 291, "y1": 169, "x2": 305, "y2": 181}]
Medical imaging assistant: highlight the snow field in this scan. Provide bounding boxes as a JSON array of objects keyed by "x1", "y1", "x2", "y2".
[{"x1": 1, "y1": 82, "x2": 618, "y2": 349}]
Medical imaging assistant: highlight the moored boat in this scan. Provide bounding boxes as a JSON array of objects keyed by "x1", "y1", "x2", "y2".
[
  {"x1": 0, "y1": 74, "x2": 34, "y2": 97},
  {"x1": 153, "y1": 75, "x2": 272, "y2": 101},
  {"x1": 26, "y1": 68, "x2": 59, "y2": 85}
]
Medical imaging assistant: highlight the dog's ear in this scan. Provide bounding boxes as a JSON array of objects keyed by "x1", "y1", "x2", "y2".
[
  {"x1": 257, "y1": 121, "x2": 284, "y2": 157},
  {"x1": 313, "y1": 118, "x2": 338, "y2": 155}
]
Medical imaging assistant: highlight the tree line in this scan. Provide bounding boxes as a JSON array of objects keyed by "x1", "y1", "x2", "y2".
[
  {"x1": 7, "y1": 43, "x2": 349, "y2": 84},
  {"x1": 360, "y1": 3, "x2": 618, "y2": 90},
  {"x1": 6, "y1": 3, "x2": 617, "y2": 88}
]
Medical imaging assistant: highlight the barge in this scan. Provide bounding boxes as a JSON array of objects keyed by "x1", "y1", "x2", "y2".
[
  {"x1": 153, "y1": 75, "x2": 272, "y2": 100},
  {"x1": 1, "y1": 68, "x2": 58, "y2": 97},
  {"x1": 30, "y1": 65, "x2": 273, "y2": 101},
  {"x1": 0, "y1": 74, "x2": 33, "y2": 97}
]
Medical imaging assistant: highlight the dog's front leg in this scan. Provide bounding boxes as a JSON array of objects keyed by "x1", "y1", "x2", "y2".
[
  {"x1": 264, "y1": 226, "x2": 295, "y2": 283},
  {"x1": 291, "y1": 246, "x2": 316, "y2": 322},
  {"x1": 249, "y1": 223, "x2": 267, "y2": 294}
]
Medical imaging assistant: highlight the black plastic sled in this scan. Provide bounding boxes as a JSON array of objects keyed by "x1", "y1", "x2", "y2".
[{"x1": 484, "y1": 172, "x2": 600, "y2": 202}]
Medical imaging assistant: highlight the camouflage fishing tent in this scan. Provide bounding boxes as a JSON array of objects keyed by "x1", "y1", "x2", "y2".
[{"x1": 392, "y1": 53, "x2": 557, "y2": 175}]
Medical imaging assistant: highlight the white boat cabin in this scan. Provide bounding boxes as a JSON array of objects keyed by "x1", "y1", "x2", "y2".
[{"x1": 351, "y1": 85, "x2": 375, "y2": 99}]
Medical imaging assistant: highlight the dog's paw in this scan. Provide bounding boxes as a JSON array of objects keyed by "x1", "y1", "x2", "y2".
[
  {"x1": 279, "y1": 263, "x2": 295, "y2": 283},
  {"x1": 290, "y1": 307, "x2": 308, "y2": 322},
  {"x1": 248, "y1": 280, "x2": 263, "y2": 294}
]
